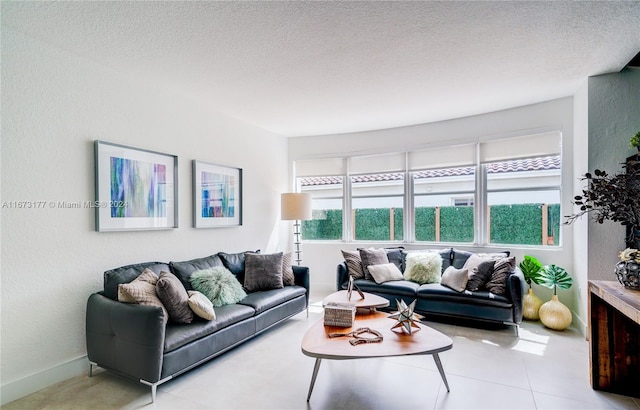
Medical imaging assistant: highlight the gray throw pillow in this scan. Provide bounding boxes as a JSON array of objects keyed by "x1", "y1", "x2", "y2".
[
  {"x1": 441, "y1": 266, "x2": 469, "y2": 292},
  {"x1": 156, "y1": 271, "x2": 194, "y2": 324},
  {"x1": 282, "y1": 252, "x2": 295, "y2": 286},
  {"x1": 244, "y1": 252, "x2": 284, "y2": 292},
  {"x1": 465, "y1": 260, "x2": 495, "y2": 292},
  {"x1": 358, "y1": 248, "x2": 389, "y2": 280}
]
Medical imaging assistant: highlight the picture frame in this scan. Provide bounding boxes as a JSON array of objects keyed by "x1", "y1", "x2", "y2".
[
  {"x1": 94, "y1": 140, "x2": 178, "y2": 232},
  {"x1": 192, "y1": 160, "x2": 242, "y2": 228}
]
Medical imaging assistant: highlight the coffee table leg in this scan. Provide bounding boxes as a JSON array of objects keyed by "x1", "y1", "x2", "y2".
[
  {"x1": 306, "y1": 358, "x2": 322, "y2": 401},
  {"x1": 433, "y1": 353, "x2": 450, "y2": 392}
]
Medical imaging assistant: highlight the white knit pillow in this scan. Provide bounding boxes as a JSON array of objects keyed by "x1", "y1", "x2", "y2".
[{"x1": 404, "y1": 252, "x2": 443, "y2": 284}]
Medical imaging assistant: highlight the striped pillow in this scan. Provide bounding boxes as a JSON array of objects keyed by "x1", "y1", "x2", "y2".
[
  {"x1": 341, "y1": 250, "x2": 364, "y2": 279},
  {"x1": 485, "y1": 256, "x2": 516, "y2": 295}
]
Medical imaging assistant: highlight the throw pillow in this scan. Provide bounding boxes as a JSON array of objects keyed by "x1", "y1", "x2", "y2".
[
  {"x1": 244, "y1": 252, "x2": 284, "y2": 292},
  {"x1": 190, "y1": 267, "x2": 247, "y2": 307},
  {"x1": 341, "y1": 250, "x2": 364, "y2": 279},
  {"x1": 465, "y1": 260, "x2": 496, "y2": 292},
  {"x1": 367, "y1": 263, "x2": 404, "y2": 284},
  {"x1": 117, "y1": 268, "x2": 168, "y2": 320},
  {"x1": 187, "y1": 290, "x2": 216, "y2": 320},
  {"x1": 358, "y1": 248, "x2": 389, "y2": 280},
  {"x1": 404, "y1": 251, "x2": 442, "y2": 284},
  {"x1": 218, "y1": 250, "x2": 260, "y2": 285},
  {"x1": 282, "y1": 252, "x2": 295, "y2": 286},
  {"x1": 156, "y1": 271, "x2": 194, "y2": 324},
  {"x1": 485, "y1": 256, "x2": 516, "y2": 295},
  {"x1": 441, "y1": 266, "x2": 469, "y2": 292},
  {"x1": 461, "y1": 253, "x2": 492, "y2": 273},
  {"x1": 385, "y1": 247, "x2": 405, "y2": 272}
]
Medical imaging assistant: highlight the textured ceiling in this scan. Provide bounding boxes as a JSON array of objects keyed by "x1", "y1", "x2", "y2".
[{"x1": 3, "y1": 1, "x2": 640, "y2": 137}]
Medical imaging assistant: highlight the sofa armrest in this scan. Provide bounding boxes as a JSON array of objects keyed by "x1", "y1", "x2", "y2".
[
  {"x1": 293, "y1": 265, "x2": 310, "y2": 305},
  {"x1": 86, "y1": 293, "x2": 166, "y2": 383},
  {"x1": 337, "y1": 262, "x2": 348, "y2": 291},
  {"x1": 507, "y1": 268, "x2": 526, "y2": 325}
]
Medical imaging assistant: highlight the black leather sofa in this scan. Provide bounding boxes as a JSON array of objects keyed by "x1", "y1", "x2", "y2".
[
  {"x1": 337, "y1": 248, "x2": 524, "y2": 333},
  {"x1": 86, "y1": 253, "x2": 309, "y2": 402}
]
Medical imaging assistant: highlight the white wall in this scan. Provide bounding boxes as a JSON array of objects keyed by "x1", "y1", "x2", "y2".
[
  {"x1": 1, "y1": 29, "x2": 290, "y2": 404},
  {"x1": 289, "y1": 98, "x2": 577, "y2": 319},
  {"x1": 572, "y1": 80, "x2": 590, "y2": 334},
  {"x1": 587, "y1": 68, "x2": 640, "y2": 280}
]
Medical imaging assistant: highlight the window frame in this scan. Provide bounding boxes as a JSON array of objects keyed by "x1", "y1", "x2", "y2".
[{"x1": 295, "y1": 133, "x2": 562, "y2": 249}]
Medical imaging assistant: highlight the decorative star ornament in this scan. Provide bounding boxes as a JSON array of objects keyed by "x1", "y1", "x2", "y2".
[{"x1": 388, "y1": 299, "x2": 423, "y2": 335}]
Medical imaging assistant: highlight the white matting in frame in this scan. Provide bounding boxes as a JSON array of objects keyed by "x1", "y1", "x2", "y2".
[
  {"x1": 193, "y1": 160, "x2": 242, "y2": 228},
  {"x1": 95, "y1": 140, "x2": 178, "y2": 231}
]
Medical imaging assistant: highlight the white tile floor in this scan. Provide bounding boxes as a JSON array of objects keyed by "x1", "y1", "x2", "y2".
[{"x1": 6, "y1": 293, "x2": 640, "y2": 410}]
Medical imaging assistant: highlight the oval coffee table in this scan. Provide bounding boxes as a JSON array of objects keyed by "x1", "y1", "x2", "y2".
[
  {"x1": 322, "y1": 290, "x2": 390, "y2": 311},
  {"x1": 301, "y1": 310, "x2": 453, "y2": 401}
]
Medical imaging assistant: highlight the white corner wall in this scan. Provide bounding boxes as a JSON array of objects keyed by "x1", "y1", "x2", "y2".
[
  {"x1": 587, "y1": 68, "x2": 640, "y2": 281},
  {"x1": 1, "y1": 29, "x2": 290, "y2": 404},
  {"x1": 289, "y1": 98, "x2": 578, "y2": 321}
]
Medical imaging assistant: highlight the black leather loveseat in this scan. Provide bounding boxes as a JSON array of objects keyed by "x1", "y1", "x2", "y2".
[
  {"x1": 337, "y1": 248, "x2": 524, "y2": 333},
  {"x1": 86, "y1": 252, "x2": 309, "y2": 402}
]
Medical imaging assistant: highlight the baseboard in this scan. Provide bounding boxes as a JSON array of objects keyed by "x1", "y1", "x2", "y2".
[{"x1": 1, "y1": 356, "x2": 89, "y2": 406}]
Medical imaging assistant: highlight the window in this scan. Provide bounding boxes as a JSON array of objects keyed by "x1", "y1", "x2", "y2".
[
  {"x1": 299, "y1": 176, "x2": 343, "y2": 240},
  {"x1": 351, "y1": 173, "x2": 404, "y2": 241},
  {"x1": 293, "y1": 131, "x2": 562, "y2": 247},
  {"x1": 485, "y1": 155, "x2": 561, "y2": 246},
  {"x1": 413, "y1": 166, "x2": 475, "y2": 243}
]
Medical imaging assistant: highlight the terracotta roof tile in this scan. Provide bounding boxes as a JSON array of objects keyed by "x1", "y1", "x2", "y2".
[{"x1": 300, "y1": 155, "x2": 560, "y2": 186}]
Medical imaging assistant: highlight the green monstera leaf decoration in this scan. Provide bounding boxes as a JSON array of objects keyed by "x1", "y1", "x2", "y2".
[
  {"x1": 519, "y1": 255, "x2": 543, "y2": 288},
  {"x1": 538, "y1": 264, "x2": 573, "y2": 295}
]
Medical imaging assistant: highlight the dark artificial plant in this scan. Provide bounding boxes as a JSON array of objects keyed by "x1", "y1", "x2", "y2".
[
  {"x1": 565, "y1": 163, "x2": 640, "y2": 248},
  {"x1": 518, "y1": 255, "x2": 543, "y2": 289},
  {"x1": 538, "y1": 265, "x2": 573, "y2": 296}
]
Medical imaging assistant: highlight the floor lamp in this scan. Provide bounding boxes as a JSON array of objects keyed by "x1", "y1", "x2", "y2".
[{"x1": 281, "y1": 193, "x2": 312, "y2": 265}]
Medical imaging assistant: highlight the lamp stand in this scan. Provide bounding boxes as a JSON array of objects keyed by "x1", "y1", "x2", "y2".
[{"x1": 293, "y1": 220, "x2": 303, "y2": 266}]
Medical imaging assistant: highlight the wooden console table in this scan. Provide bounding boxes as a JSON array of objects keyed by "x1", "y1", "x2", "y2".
[{"x1": 588, "y1": 280, "x2": 640, "y2": 398}]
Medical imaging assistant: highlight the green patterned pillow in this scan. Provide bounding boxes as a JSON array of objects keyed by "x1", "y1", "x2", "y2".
[{"x1": 190, "y1": 267, "x2": 247, "y2": 307}]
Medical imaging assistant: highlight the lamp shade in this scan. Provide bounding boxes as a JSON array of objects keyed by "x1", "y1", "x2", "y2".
[{"x1": 281, "y1": 193, "x2": 312, "y2": 221}]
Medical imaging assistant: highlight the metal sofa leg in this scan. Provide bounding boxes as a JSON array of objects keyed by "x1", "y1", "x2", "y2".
[
  {"x1": 88, "y1": 362, "x2": 97, "y2": 377},
  {"x1": 140, "y1": 376, "x2": 171, "y2": 403}
]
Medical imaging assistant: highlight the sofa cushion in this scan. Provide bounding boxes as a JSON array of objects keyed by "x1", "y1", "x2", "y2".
[
  {"x1": 282, "y1": 252, "x2": 295, "y2": 286},
  {"x1": 218, "y1": 250, "x2": 260, "y2": 285},
  {"x1": 156, "y1": 271, "x2": 194, "y2": 324},
  {"x1": 117, "y1": 268, "x2": 168, "y2": 320},
  {"x1": 359, "y1": 248, "x2": 390, "y2": 280},
  {"x1": 368, "y1": 263, "x2": 404, "y2": 284},
  {"x1": 187, "y1": 290, "x2": 216, "y2": 320},
  {"x1": 244, "y1": 252, "x2": 284, "y2": 292},
  {"x1": 451, "y1": 248, "x2": 474, "y2": 269},
  {"x1": 441, "y1": 266, "x2": 469, "y2": 292},
  {"x1": 238, "y1": 286, "x2": 306, "y2": 314},
  {"x1": 103, "y1": 262, "x2": 170, "y2": 301},
  {"x1": 465, "y1": 260, "x2": 495, "y2": 292},
  {"x1": 354, "y1": 278, "x2": 419, "y2": 297},
  {"x1": 485, "y1": 256, "x2": 516, "y2": 296},
  {"x1": 163, "y1": 303, "x2": 255, "y2": 352},
  {"x1": 190, "y1": 266, "x2": 247, "y2": 307},
  {"x1": 169, "y1": 255, "x2": 224, "y2": 291},
  {"x1": 404, "y1": 251, "x2": 442, "y2": 284},
  {"x1": 385, "y1": 248, "x2": 405, "y2": 271},
  {"x1": 341, "y1": 250, "x2": 365, "y2": 279},
  {"x1": 417, "y1": 283, "x2": 511, "y2": 307}
]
